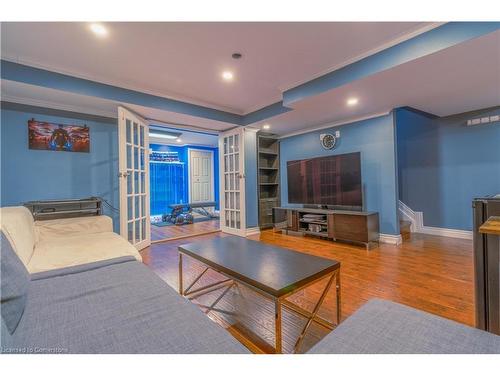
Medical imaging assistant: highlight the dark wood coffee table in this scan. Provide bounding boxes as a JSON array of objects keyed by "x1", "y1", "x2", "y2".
[{"x1": 178, "y1": 236, "x2": 341, "y2": 353}]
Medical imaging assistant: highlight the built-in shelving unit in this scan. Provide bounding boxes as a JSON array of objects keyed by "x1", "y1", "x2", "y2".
[{"x1": 257, "y1": 133, "x2": 280, "y2": 229}]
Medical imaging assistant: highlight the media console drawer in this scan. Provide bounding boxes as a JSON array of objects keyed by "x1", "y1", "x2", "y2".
[{"x1": 332, "y1": 214, "x2": 369, "y2": 241}]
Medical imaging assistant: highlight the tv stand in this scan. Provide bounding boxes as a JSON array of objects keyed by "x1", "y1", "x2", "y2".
[{"x1": 273, "y1": 207, "x2": 379, "y2": 249}]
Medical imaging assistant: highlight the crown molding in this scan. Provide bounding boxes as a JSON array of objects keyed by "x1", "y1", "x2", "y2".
[
  {"x1": 1, "y1": 94, "x2": 117, "y2": 119},
  {"x1": 279, "y1": 110, "x2": 391, "y2": 139}
]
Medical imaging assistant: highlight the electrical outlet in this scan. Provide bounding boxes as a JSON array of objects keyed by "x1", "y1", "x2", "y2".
[
  {"x1": 480, "y1": 117, "x2": 490, "y2": 124},
  {"x1": 490, "y1": 115, "x2": 499, "y2": 122},
  {"x1": 335, "y1": 130, "x2": 340, "y2": 138}
]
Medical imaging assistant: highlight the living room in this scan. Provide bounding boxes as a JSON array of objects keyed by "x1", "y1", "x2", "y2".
[{"x1": 1, "y1": 1, "x2": 499, "y2": 374}]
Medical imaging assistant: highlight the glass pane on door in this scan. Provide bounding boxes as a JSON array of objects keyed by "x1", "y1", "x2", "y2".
[{"x1": 221, "y1": 130, "x2": 244, "y2": 234}]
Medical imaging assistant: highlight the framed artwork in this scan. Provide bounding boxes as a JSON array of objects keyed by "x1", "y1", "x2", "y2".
[{"x1": 28, "y1": 119, "x2": 90, "y2": 153}]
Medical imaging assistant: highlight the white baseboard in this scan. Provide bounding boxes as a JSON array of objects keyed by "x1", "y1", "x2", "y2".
[
  {"x1": 398, "y1": 200, "x2": 472, "y2": 240},
  {"x1": 379, "y1": 234, "x2": 403, "y2": 245},
  {"x1": 245, "y1": 227, "x2": 261, "y2": 237},
  {"x1": 418, "y1": 226, "x2": 472, "y2": 240}
]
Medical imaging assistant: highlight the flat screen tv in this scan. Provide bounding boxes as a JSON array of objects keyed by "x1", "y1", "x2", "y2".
[{"x1": 287, "y1": 152, "x2": 362, "y2": 208}]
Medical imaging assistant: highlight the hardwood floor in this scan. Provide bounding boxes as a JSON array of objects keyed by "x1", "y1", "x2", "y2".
[
  {"x1": 151, "y1": 218, "x2": 220, "y2": 241},
  {"x1": 140, "y1": 230, "x2": 474, "y2": 353}
]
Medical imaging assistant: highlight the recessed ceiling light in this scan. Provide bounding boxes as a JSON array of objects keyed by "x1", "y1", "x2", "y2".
[
  {"x1": 232, "y1": 53, "x2": 242, "y2": 59},
  {"x1": 347, "y1": 97, "x2": 359, "y2": 106},
  {"x1": 222, "y1": 71, "x2": 234, "y2": 81},
  {"x1": 263, "y1": 124, "x2": 271, "y2": 130},
  {"x1": 176, "y1": 138, "x2": 182, "y2": 143},
  {"x1": 89, "y1": 23, "x2": 108, "y2": 37}
]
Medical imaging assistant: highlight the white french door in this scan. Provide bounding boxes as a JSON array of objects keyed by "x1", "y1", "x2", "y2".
[
  {"x1": 219, "y1": 128, "x2": 246, "y2": 236},
  {"x1": 118, "y1": 106, "x2": 151, "y2": 250}
]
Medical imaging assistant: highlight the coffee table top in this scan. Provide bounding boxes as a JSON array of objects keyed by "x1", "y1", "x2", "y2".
[{"x1": 178, "y1": 236, "x2": 340, "y2": 298}]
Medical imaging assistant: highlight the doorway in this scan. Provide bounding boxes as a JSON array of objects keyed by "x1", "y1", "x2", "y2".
[{"x1": 149, "y1": 126, "x2": 220, "y2": 242}]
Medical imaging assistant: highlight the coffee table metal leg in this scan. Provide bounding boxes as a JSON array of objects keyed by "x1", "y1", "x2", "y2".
[
  {"x1": 275, "y1": 298, "x2": 282, "y2": 354},
  {"x1": 293, "y1": 271, "x2": 337, "y2": 353},
  {"x1": 178, "y1": 253, "x2": 183, "y2": 295},
  {"x1": 336, "y1": 269, "x2": 341, "y2": 325},
  {"x1": 183, "y1": 267, "x2": 209, "y2": 295}
]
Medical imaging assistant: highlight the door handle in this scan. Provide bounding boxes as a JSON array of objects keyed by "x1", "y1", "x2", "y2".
[{"x1": 118, "y1": 171, "x2": 131, "y2": 178}]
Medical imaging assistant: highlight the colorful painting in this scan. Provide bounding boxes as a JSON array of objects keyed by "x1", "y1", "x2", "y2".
[{"x1": 28, "y1": 119, "x2": 90, "y2": 153}]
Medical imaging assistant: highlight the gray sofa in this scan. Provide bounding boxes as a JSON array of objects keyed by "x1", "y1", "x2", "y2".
[
  {"x1": 309, "y1": 299, "x2": 500, "y2": 354},
  {"x1": 2, "y1": 231, "x2": 499, "y2": 354},
  {"x1": 1, "y1": 232, "x2": 247, "y2": 354}
]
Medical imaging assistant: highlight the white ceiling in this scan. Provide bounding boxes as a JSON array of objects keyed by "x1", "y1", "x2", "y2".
[
  {"x1": 1, "y1": 23, "x2": 498, "y2": 138},
  {"x1": 1, "y1": 22, "x2": 431, "y2": 114}
]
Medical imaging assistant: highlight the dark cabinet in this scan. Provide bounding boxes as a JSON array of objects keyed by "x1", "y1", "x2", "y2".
[
  {"x1": 274, "y1": 207, "x2": 379, "y2": 249},
  {"x1": 473, "y1": 197, "x2": 500, "y2": 335}
]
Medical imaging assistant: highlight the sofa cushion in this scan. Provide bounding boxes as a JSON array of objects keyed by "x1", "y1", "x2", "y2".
[
  {"x1": 308, "y1": 299, "x2": 500, "y2": 354},
  {"x1": 0, "y1": 206, "x2": 35, "y2": 266},
  {"x1": 34, "y1": 215, "x2": 113, "y2": 242},
  {"x1": 7, "y1": 259, "x2": 249, "y2": 354},
  {"x1": 28, "y1": 232, "x2": 142, "y2": 273},
  {"x1": 1, "y1": 232, "x2": 30, "y2": 334}
]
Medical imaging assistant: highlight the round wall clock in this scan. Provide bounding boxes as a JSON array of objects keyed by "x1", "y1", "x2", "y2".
[{"x1": 320, "y1": 133, "x2": 336, "y2": 150}]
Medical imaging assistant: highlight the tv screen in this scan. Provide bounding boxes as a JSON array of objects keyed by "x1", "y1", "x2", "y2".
[{"x1": 287, "y1": 152, "x2": 362, "y2": 208}]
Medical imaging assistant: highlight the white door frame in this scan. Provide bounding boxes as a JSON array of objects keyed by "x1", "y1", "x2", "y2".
[
  {"x1": 187, "y1": 148, "x2": 215, "y2": 204},
  {"x1": 118, "y1": 106, "x2": 151, "y2": 250},
  {"x1": 219, "y1": 127, "x2": 246, "y2": 237}
]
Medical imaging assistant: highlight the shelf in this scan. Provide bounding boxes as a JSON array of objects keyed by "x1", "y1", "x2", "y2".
[
  {"x1": 300, "y1": 230, "x2": 329, "y2": 238},
  {"x1": 259, "y1": 150, "x2": 278, "y2": 156},
  {"x1": 258, "y1": 134, "x2": 278, "y2": 140},
  {"x1": 257, "y1": 132, "x2": 280, "y2": 228},
  {"x1": 299, "y1": 219, "x2": 327, "y2": 225}
]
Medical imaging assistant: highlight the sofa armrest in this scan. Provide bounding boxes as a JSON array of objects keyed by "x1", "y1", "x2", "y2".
[{"x1": 34, "y1": 215, "x2": 114, "y2": 242}]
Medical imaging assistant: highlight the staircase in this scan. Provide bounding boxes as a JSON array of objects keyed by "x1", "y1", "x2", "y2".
[{"x1": 400, "y1": 220, "x2": 412, "y2": 241}]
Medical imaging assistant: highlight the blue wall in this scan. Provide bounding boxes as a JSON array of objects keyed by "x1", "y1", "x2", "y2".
[
  {"x1": 280, "y1": 114, "x2": 400, "y2": 235},
  {"x1": 149, "y1": 143, "x2": 219, "y2": 211},
  {"x1": 396, "y1": 106, "x2": 500, "y2": 231},
  {"x1": 1, "y1": 105, "x2": 120, "y2": 231}
]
